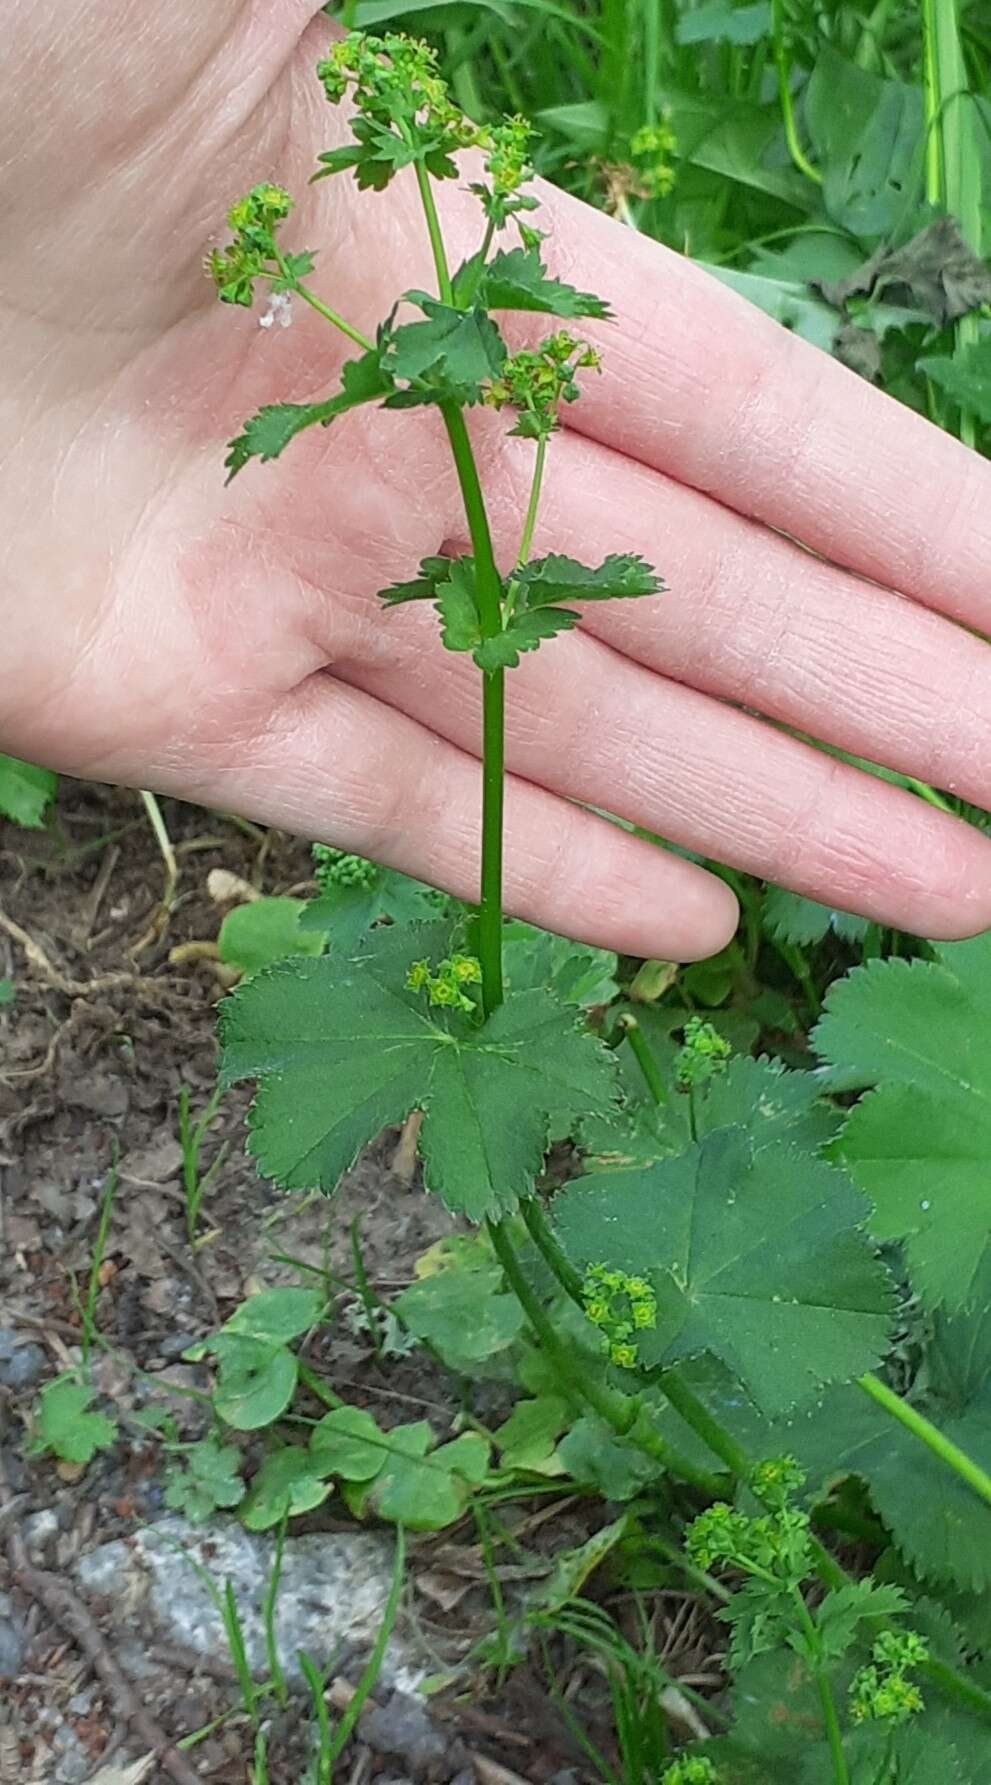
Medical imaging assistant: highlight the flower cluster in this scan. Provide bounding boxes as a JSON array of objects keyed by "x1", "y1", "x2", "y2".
[
  {"x1": 208, "y1": 184, "x2": 294, "y2": 307},
  {"x1": 582, "y1": 1262, "x2": 657, "y2": 1369},
  {"x1": 674, "y1": 1016, "x2": 732, "y2": 1091},
  {"x1": 318, "y1": 32, "x2": 478, "y2": 158},
  {"x1": 686, "y1": 1462, "x2": 812, "y2": 1584},
  {"x1": 485, "y1": 333, "x2": 601, "y2": 439},
  {"x1": 406, "y1": 953, "x2": 482, "y2": 1013},
  {"x1": 312, "y1": 843, "x2": 379, "y2": 892},
  {"x1": 660, "y1": 1758, "x2": 718, "y2": 1785},
  {"x1": 849, "y1": 1629, "x2": 929, "y2": 1726},
  {"x1": 630, "y1": 120, "x2": 678, "y2": 200}
]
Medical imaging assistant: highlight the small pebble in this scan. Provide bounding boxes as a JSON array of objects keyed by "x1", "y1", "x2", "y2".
[
  {"x1": 0, "y1": 1616, "x2": 24, "y2": 1681},
  {"x1": 0, "y1": 1328, "x2": 46, "y2": 1392},
  {"x1": 23, "y1": 1507, "x2": 59, "y2": 1563}
]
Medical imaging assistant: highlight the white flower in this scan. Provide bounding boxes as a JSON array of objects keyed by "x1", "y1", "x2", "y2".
[{"x1": 259, "y1": 290, "x2": 294, "y2": 331}]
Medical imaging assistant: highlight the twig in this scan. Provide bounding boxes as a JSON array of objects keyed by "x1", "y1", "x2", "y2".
[
  {"x1": 390, "y1": 1111, "x2": 423, "y2": 1185},
  {"x1": 470, "y1": 1756, "x2": 536, "y2": 1785},
  {"x1": 0, "y1": 910, "x2": 133, "y2": 999}
]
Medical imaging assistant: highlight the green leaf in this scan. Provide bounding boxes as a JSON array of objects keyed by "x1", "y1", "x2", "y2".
[
  {"x1": 394, "y1": 1265, "x2": 524, "y2": 1371},
  {"x1": 164, "y1": 1436, "x2": 245, "y2": 1523},
  {"x1": 492, "y1": 1396, "x2": 570, "y2": 1472},
  {"x1": 218, "y1": 898, "x2": 326, "y2": 978},
  {"x1": 918, "y1": 339, "x2": 991, "y2": 427},
  {"x1": 554, "y1": 1127, "x2": 893, "y2": 1415},
  {"x1": 676, "y1": 1, "x2": 770, "y2": 45},
  {"x1": 515, "y1": 552, "x2": 663, "y2": 607},
  {"x1": 814, "y1": 936, "x2": 991, "y2": 1308},
  {"x1": 0, "y1": 980, "x2": 14, "y2": 1007},
  {"x1": 220, "y1": 922, "x2": 618, "y2": 1220},
  {"x1": 29, "y1": 1375, "x2": 117, "y2": 1465},
  {"x1": 384, "y1": 301, "x2": 506, "y2": 402},
  {"x1": 557, "y1": 1414, "x2": 662, "y2": 1500},
  {"x1": 473, "y1": 246, "x2": 610, "y2": 319},
  {"x1": 473, "y1": 606, "x2": 580, "y2": 671},
  {"x1": 378, "y1": 555, "x2": 457, "y2": 606},
  {"x1": 299, "y1": 868, "x2": 438, "y2": 948},
  {"x1": 240, "y1": 1444, "x2": 332, "y2": 1530},
  {"x1": 762, "y1": 888, "x2": 868, "y2": 948},
  {"x1": 813, "y1": 1579, "x2": 909, "y2": 1662},
  {"x1": 435, "y1": 558, "x2": 482, "y2": 652},
  {"x1": 221, "y1": 1288, "x2": 324, "y2": 1345},
  {"x1": 348, "y1": 1422, "x2": 490, "y2": 1529},
  {"x1": 225, "y1": 348, "x2": 391, "y2": 478},
  {"x1": 502, "y1": 923, "x2": 619, "y2": 1010},
  {"x1": 309, "y1": 1406, "x2": 391, "y2": 1481},
  {"x1": 805, "y1": 47, "x2": 924, "y2": 242},
  {"x1": 0, "y1": 755, "x2": 57, "y2": 829},
  {"x1": 212, "y1": 1336, "x2": 299, "y2": 1431}
]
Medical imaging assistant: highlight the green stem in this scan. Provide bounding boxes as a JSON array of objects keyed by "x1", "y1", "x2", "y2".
[
  {"x1": 520, "y1": 1196, "x2": 585, "y2": 1301},
  {"x1": 516, "y1": 434, "x2": 548, "y2": 568},
  {"x1": 619, "y1": 1013, "x2": 668, "y2": 1106},
  {"x1": 415, "y1": 161, "x2": 455, "y2": 304},
  {"x1": 790, "y1": 1589, "x2": 849, "y2": 1785},
  {"x1": 273, "y1": 251, "x2": 373, "y2": 352},
  {"x1": 858, "y1": 1372, "x2": 991, "y2": 1506},
  {"x1": 770, "y1": 0, "x2": 822, "y2": 184},
  {"x1": 441, "y1": 404, "x2": 507, "y2": 1015},
  {"x1": 487, "y1": 1217, "x2": 724, "y2": 1496}
]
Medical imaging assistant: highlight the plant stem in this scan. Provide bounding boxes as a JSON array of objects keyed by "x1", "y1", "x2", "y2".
[
  {"x1": 516, "y1": 434, "x2": 548, "y2": 568},
  {"x1": 520, "y1": 1195, "x2": 585, "y2": 1300},
  {"x1": 415, "y1": 162, "x2": 455, "y2": 304},
  {"x1": 273, "y1": 251, "x2": 374, "y2": 351},
  {"x1": 790, "y1": 1588, "x2": 849, "y2": 1785},
  {"x1": 487, "y1": 1217, "x2": 724, "y2": 1496},
  {"x1": 619, "y1": 1013, "x2": 668, "y2": 1106},
  {"x1": 770, "y1": 0, "x2": 822, "y2": 184},
  {"x1": 858, "y1": 1371, "x2": 991, "y2": 1506}
]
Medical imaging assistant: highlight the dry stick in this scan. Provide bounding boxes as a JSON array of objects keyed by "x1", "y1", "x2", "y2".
[
  {"x1": 0, "y1": 1441, "x2": 200, "y2": 1785},
  {"x1": 0, "y1": 908, "x2": 135, "y2": 999}
]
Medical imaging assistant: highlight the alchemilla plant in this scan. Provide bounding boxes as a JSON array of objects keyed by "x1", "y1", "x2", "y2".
[{"x1": 207, "y1": 32, "x2": 991, "y2": 1781}]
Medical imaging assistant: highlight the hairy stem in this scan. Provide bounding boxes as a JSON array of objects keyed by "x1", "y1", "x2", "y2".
[
  {"x1": 858, "y1": 1371, "x2": 991, "y2": 1506},
  {"x1": 487, "y1": 1217, "x2": 724, "y2": 1496}
]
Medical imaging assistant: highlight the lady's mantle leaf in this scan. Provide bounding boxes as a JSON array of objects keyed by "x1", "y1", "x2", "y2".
[
  {"x1": 225, "y1": 348, "x2": 391, "y2": 479},
  {"x1": 553, "y1": 1126, "x2": 893, "y2": 1415},
  {"x1": 383, "y1": 300, "x2": 506, "y2": 403},
  {"x1": 471, "y1": 246, "x2": 611, "y2": 319},
  {"x1": 219, "y1": 922, "x2": 618, "y2": 1221},
  {"x1": 0, "y1": 754, "x2": 58, "y2": 828},
  {"x1": 814, "y1": 935, "x2": 991, "y2": 1309}
]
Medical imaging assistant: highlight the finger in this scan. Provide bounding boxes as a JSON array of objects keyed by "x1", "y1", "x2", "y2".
[
  {"x1": 339, "y1": 601, "x2": 991, "y2": 942},
  {"x1": 532, "y1": 182, "x2": 991, "y2": 634},
  {"x1": 481, "y1": 426, "x2": 991, "y2": 809},
  {"x1": 166, "y1": 674, "x2": 739, "y2": 961}
]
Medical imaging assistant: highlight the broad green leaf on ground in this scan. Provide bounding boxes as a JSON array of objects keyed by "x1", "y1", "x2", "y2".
[
  {"x1": 919, "y1": 338, "x2": 991, "y2": 427},
  {"x1": 163, "y1": 1436, "x2": 245, "y2": 1524},
  {"x1": 299, "y1": 866, "x2": 438, "y2": 948},
  {"x1": 492, "y1": 1395, "x2": 570, "y2": 1472},
  {"x1": 393, "y1": 1265, "x2": 524, "y2": 1370},
  {"x1": 346, "y1": 1422, "x2": 490, "y2": 1529},
  {"x1": 761, "y1": 887, "x2": 869, "y2": 948},
  {"x1": 515, "y1": 552, "x2": 662, "y2": 606},
  {"x1": 220, "y1": 1288, "x2": 324, "y2": 1345},
  {"x1": 473, "y1": 246, "x2": 610, "y2": 318},
  {"x1": 805, "y1": 47, "x2": 924, "y2": 242},
  {"x1": 28, "y1": 1376, "x2": 117, "y2": 1465},
  {"x1": 240, "y1": 1444, "x2": 333, "y2": 1530},
  {"x1": 384, "y1": 301, "x2": 506, "y2": 402},
  {"x1": 0, "y1": 754, "x2": 57, "y2": 828},
  {"x1": 220, "y1": 921, "x2": 618, "y2": 1220},
  {"x1": 553, "y1": 1127, "x2": 893, "y2": 1415},
  {"x1": 209, "y1": 1335, "x2": 299, "y2": 1430},
  {"x1": 556, "y1": 1414, "x2": 662, "y2": 1500},
  {"x1": 814, "y1": 935, "x2": 991, "y2": 1309},
  {"x1": 217, "y1": 898, "x2": 326, "y2": 978},
  {"x1": 225, "y1": 349, "x2": 392, "y2": 478},
  {"x1": 661, "y1": 89, "x2": 816, "y2": 210},
  {"x1": 309, "y1": 1406, "x2": 389, "y2": 1481}
]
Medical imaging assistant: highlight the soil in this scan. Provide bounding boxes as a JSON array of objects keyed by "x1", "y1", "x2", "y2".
[{"x1": 0, "y1": 785, "x2": 715, "y2": 1784}]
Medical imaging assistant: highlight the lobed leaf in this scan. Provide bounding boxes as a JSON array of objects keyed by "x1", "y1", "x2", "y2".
[
  {"x1": 225, "y1": 348, "x2": 392, "y2": 479},
  {"x1": 471, "y1": 245, "x2": 611, "y2": 319},
  {"x1": 0, "y1": 754, "x2": 58, "y2": 829},
  {"x1": 473, "y1": 606, "x2": 580, "y2": 671},
  {"x1": 515, "y1": 552, "x2": 664, "y2": 606},
  {"x1": 384, "y1": 300, "x2": 507, "y2": 402}
]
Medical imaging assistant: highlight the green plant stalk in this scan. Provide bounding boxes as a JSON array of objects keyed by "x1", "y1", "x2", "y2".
[
  {"x1": 223, "y1": 1579, "x2": 260, "y2": 1727},
  {"x1": 770, "y1": 0, "x2": 822, "y2": 184},
  {"x1": 325, "y1": 1526, "x2": 406, "y2": 1769},
  {"x1": 857, "y1": 1370, "x2": 991, "y2": 1506},
  {"x1": 619, "y1": 1012, "x2": 668, "y2": 1105},
  {"x1": 790, "y1": 1587, "x2": 849, "y2": 1785},
  {"x1": 81, "y1": 1162, "x2": 118, "y2": 1363},
  {"x1": 298, "y1": 1651, "x2": 332, "y2": 1785},
  {"x1": 487, "y1": 1217, "x2": 724, "y2": 1496},
  {"x1": 263, "y1": 1514, "x2": 289, "y2": 1709},
  {"x1": 920, "y1": 0, "x2": 983, "y2": 447}
]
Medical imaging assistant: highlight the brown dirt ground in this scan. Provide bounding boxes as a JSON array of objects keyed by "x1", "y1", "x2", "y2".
[{"x1": 0, "y1": 784, "x2": 715, "y2": 1784}]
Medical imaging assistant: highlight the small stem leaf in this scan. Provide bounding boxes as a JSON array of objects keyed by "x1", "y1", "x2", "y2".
[
  {"x1": 552, "y1": 1126, "x2": 894, "y2": 1416},
  {"x1": 473, "y1": 606, "x2": 581, "y2": 671},
  {"x1": 469, "y1": 245, "x2": 612, "y2": 318},
  {"x1": 377, "y1": 556, "x2": 458, "y2": 606},
  {"x1": 918, "y1": 340, "x2": 991, "y2": 428},
  {"x1": 219, "y1": 922, "x2": 618, "y2": 1221},
  {"x1": 225, "y1": 348, "x2": 392, "y2": 479},
  {"x1": 382, "y1": 301, "x2": 507, "y2": 403},
  {"x1": 435, "y1": 559, "x2": 483, "y2": 652},
  {"x1": 515, "y1": 552, "x2": 664, "y2": 606},
  {"x1": 814, "y1": 935, "x2": 991, "y2": 1310}
]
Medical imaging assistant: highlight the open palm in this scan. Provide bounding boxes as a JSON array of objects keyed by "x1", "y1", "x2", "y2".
[{"x1": 4, "y1": 0, "x2": 991, "y2": 959}]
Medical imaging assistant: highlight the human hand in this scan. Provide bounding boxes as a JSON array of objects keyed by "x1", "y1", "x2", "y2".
[{"x1": 3, "y1": 2, "x2": 990, "y2": 960}]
